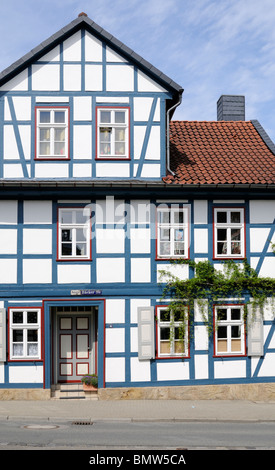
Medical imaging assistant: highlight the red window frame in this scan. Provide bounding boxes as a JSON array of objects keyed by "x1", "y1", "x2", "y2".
[
  {"x1": 8, "y1": 307, "x2": 43, "y2": 362},
  {"x1": 57, "y1": 206, "x2": 92, "y2": 261},
  {"x1": 35, "y1": 106, "x2": 70, "y2": 160},
  {"x1": 95, "y1": 106, "x2": 130, "y2": 160}
]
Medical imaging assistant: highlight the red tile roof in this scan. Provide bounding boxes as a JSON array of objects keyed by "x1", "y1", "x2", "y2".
[{"x1": 165, "y1": 120, "x2": 275, "y2": 185}]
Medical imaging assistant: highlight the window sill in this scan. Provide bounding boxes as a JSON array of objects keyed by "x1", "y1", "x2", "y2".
[
  {"x1": 35, "y1": 157, "x2": 70, "y2": 161},
  {"x1": 57, "y1": 258, "x2": 92, "y2": 262},
  {"x1": 95, "y1": 156, "x2": 131, "y2": 161}
]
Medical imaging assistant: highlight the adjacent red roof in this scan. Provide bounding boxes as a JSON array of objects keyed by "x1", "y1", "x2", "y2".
[{"x1": 165, "y1": 120, "x2": 275, "y2": 185}]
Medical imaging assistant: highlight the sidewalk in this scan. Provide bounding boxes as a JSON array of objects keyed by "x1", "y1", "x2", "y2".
[{"x1": 0, "y1": 399, "x2": 275, "y2": 422}]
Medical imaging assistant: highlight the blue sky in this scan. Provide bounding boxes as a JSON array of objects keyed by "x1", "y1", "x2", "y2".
[{"x1": 1, "y1": 0, "x2": 275, "y2": 141}]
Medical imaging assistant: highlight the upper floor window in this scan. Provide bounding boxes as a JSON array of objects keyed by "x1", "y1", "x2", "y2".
[
  {"x1": 9, "y1": 308, "x2": 41, "y2": 361},
  {"x1": 214, "y1": 305, "x2": 245, "y2": 356},
  {"x1": 96, "y1": 107, "x2": 129, "y2": 159},
  {"x1": 157, "y1": 206, "x2": 189, "y2": 259},
  {"x1": 156, "y1": 306, "x2": 188, "y2": 357},
  {"x1": 36, "y1": 107, "x2": 69, "y2": 159},
  {"x1": 58, "y1": 208, "x2": 91, "y2": 260},
  {"x1": 214, "y1": 208, "x2": 245, "y2": 258}
]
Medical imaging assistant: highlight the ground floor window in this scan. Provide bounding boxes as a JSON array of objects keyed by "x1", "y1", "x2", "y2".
[
  {"x1": 156, "y1": 306, "x2": 188, "y2": 357},
  {"x1": 214, "y1": 304, "x2": 245, "y2": 356},
  {"x1": 9, "y1": 308, "x2": 41, "y2": 360}
]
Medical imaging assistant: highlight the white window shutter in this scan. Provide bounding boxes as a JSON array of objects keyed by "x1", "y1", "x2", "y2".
[
  {"x1": 0, "y1": 308, "x2": 6, "y2": 362},
  {"x1": 138, "y1": 306, "x2": 155, "y2": 360},
  {"x1": 247, "y1": 305, "x2": 264, "y2": 357}
]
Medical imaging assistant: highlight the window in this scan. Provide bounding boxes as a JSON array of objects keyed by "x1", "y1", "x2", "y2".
[
  {"x1": 9, "y1": 308, "x2": 41, "y2": 360},
  {"x1": 58, "y1": 208, "x2": 91, "y2": 260},
  {"x1": 96, "y1": 107, "x2": 129, "y2": 159},
  {"x1": 214, "y1": 208, "x2": 245, "y2": 258},
  {"x1": 36, "y1": 107, "x2": 69, "y2": 159},
  {"x1": 156, "y1": 306, "x2": 188, "y2": 357},
  {"x1": 157, "y1": 207, "x2": 189, "y2": 258},
  {"x1": 214, "y1": 305, "x2": 245, "y2": 356}
]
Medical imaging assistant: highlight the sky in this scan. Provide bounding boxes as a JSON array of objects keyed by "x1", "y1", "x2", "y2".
[{"x1": 1, "y1": 0, "x2": 275, "y2": 141}]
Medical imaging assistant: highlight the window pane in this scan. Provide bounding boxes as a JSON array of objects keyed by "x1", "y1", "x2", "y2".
[
  {"x1": 54, "y1": 142, "x2": 65, "y2": 155},
  {"x1": 217, "y1": 211, "x2": 227, "y2": 223},
  {"x1": 13, "y1": 329, "x2": 23, "y2": 342},
  {"x1": 39, "y1": 142, "x2": 50, "y2": 155},
  {"x1": 160, "y1": 228, "x2": 170, "y2": 241},
  {"x1": 217, "y1": 242, "x2": 227, "y2": 254},
  {"x1": 174, "y1": 211, "x2": 184, "y2": 224},
  {"x1": 231, "y1": 229, "x2": 241, "y2": 241},
  {"x1": 217, "y1": 229, "x2": 227, "y2": 240},
  {"x1": 75, "y1": 211, "x2": 87, "y2": 224},
  {"x1": 54, "y1": 128, "x2": 65, "y2": 141},
  {"x1": 160, "y1": 327, "x2": 170, "y2": 340},
  {"x1": 76, "y1": 243, "x2": 87, "y2": 256},
  {"x1": 40, "y1": 128, "x2": 50, "y2": 141},
  {"x1": 159, "y1": 211, "x2": 170, "y2": 224},
  {"x1": 231, "y1": 242, "x2": 241, "y2": 254},
  {"x1": 12, "y1": 312, "x2": 23, "y2": 324},
  {"x1": 231, "y1": 339, "x2": 241, "y2": 352},
  {"x1": 76, "y1": 228, "x2": 87, "y2": 242},
  {"x1": 174, "y1": 341, "x2": 184, "y2": 354},
  {"x1": 62, "y1": 244, "x2": 72, "y2": 256},
  {"x1": 217, "y1": 308, "x2": 227, "y2": 321},
  {"x1": 159, "y1": 242, "x2": 170, "y2": 256},
  {"x1": 28, "y1": 330, "x2": 38, "y2": 342},
  {"x1": 61, "y1": 211, "x2": 73, "y2": 224},
  {"x1": 231, "y1": 212, "x2": 241, "y2": 224},
  {"x1": 115, "y1": 111, "x2": 125, "y2": 123},
  {"x1": 174, "y1": 229, "x2": 184, "y2": 241},
  {"x1": 100, "y1": 128, "x2": 112, "y2": 142},
  {"x1": 217, "y1": 326, "x2": 227, "y2": 338},
  {"x1": 174, "y1": 242, "x2": 184, "y2": 255},
  {"x1": 27, "y1": 344, "x2": 38, "y2": 356},
  {"x1": 62, "y1": 229, "x2": 72, "y2": 242},
  {"x1": 13, "y1": 344, "x2": 23, "y2": 356},
  {"x1": 100, "y1": 111, "x2": 111, "y2": 123},
  {"x1": 54, "y1": 111, "x2": 65, "y2": 123},
  {"x1": 160, "y1": 341, "x2": 170, "y2": 354},
  {"x1": 217, "y1": 339, "x2": 227, "y2": 353},
  {"x1": 100, "y1": 143, "x2": 111, "y2": 155},
  {"x1": 115, "y1": 142, "x2": 125, "y2": 155},
  {"x1": 231, "y1": 308, "x2": 241, "y2": 320},
  {"x1": 115, "y1": 128, "x2": 125, "y2": 142},
  {"x1": 231, "y1": 325, "x2": 241, "y2": 338},
  {"x1": 160, "y1": 310, "x2": 169, "y2": 322},
  {"x1": 40, "y1": 111, "x2": 51, "y2": 123},
  {"x1": 27, "y1": 312, "x2": 38, "y2": 324}
]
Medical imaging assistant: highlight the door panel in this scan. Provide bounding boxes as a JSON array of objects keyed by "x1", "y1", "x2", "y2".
[{"x1": 56, "y1": 313, "x2": 94, "y2": 382}]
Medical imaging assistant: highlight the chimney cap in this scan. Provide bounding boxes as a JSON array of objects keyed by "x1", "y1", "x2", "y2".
[{"x1": 78, "y1": 12, "x2": 88, "y2": 17}]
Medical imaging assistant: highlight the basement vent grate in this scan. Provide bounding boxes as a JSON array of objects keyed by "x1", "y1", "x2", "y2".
[{"x1": 71, "y1": 420, "x2": 93, "y2": 426}]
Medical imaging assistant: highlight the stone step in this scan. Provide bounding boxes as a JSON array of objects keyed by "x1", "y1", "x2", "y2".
[{"x1": 51, "y1": 383, "x2": 98, "y2": 400}]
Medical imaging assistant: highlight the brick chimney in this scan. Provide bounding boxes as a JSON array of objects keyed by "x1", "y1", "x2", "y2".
[{"x1": 217, "y1": 95, "x2": 245, "y2": 121}]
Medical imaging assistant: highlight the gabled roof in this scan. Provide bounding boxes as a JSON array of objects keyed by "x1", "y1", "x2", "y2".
[
  {"x1": 165, "y1": 120, "x2": 275, "y2": 185},
  {"x1": 0, "y1": 13, "x2": 183, "y2": 97}
]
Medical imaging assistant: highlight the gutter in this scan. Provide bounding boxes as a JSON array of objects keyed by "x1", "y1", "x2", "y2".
[{"x1": 166, "y1": 93, "x2": 183, "y2": 176}]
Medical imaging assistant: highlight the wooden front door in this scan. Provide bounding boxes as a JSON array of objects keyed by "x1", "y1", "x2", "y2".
[{"x1": 57, "y1": 311, "x2": 96, "y2": 382}]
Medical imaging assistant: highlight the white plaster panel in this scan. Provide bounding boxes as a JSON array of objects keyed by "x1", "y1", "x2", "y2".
[
  {"x1": 130, "y1": 357, "x2": 151, "y2": 382},
  {"x1": 134, "y1": 97, "x2": 153, "y2": 121},
  {"x1": 0, "y1": 69, "x2": 28, "y2": 91},
  {"x1": 96, "y1": 97, "x2": 129, "y2": 103},
  {"x1": 131, "y1": 258, "x2": 151, "y2": 283},
  {"x1": 3, "y1": 126, "x2": 19, "y2": 159},
  {"x1": 96, "y1": 228, "x2": 125, "y2": 253},
  {"x1": 130, "y1": 228, "x2": 151, "y2": 253},
  {"x1": 73, "y1": 164, "x2": 92, "y2": 177},
  {"x1": 63, "y1": 31, "x2": 82, "y2": 61},
  {"x1": 134, "y1": 126, "x2": 146, "y2": 159},
  {"x1": 106, "y1": 65, "x2": 134, "y2": 91},
  {"x1": 73, "y1": 125, "x2": 92, "y2": 159},
  {"x1": 153, "y1": 98, "x2": 160, "y2": 121},
  {"x1": 23, "y1": 201, "x2": 52, "y2": 224},
  {"x1": 130, "y1": 327, "x2": 138, "y2": 352},
  {"x1": 157, "y1": 361, "x2": 189, "y2": 381},
  {"x1": 105, "y1": 328, "x2": 125, "y2": 353},
  {"x1": 57, "y1": 264, "x2": 91, "y2": 284},
  {"x1": 38, "y1": 45, "x2": 60, "y2": 62},
  {"x1": 157, "y1": 263, "x2": 189, "y2": 283},
  {"x1": 130, "y1": 200, "x2": 151, "y2": 224},
  {"x1": 0, "y1": 259, "x2": 17, "y2": 283},
  {"x1": 194, "y1": 228, "x2": 208, "y2": 253},
  {"x1": 9, "y1": 365, "x2": 44, "y2": 383},
  {"x1": 23, "y1": 229, "x2": 52, "y2": 254},
  {"x1": 137, "y1": 70, "x2": 166, "y2": 92},
  {"x1": 105, "y1": 299, "x2": 125, "y2": 324},
  {"x1": 63, "y1": 64, "x2": 81, "y2": 91},
  {"x1": 96, "y1": 258, "x2": 125, "y2": 283},
  {"x1": 130, "y1": 298, "x2": 151, "y2": 323},
  {"x1": 32, "y1": 64, "x2": 60, "y2": 91},
  {"x1": 12, "y1": 97, "x2": 31, "y2": 120},
  {"x1": 0, "y1": 229, "x2": 17, "y2": 254},
  {"x1": 140, "y1": 164, "x2": 160, "y2": 178},
  {"x1": 19, "y1": 125, "x2": 31, "y2": 160},
  {"x1": 106, "y1": 46, "x2": 127, "y2": 63},
  {"x1": 258, "y1": 258, "x2": 275, "y2": 278},
  {"x1": 96, "y1": 198, "x2": 125, "y2": 224},
  {"x1": 3, "y1": 164, "x2": 23, "y2": 178},
  {"x1": 0, "y1": 201, "x2": 17, "y2": 224},
  {"x1": 194, "y1": 325, "x2": 209, "y2": 350},
  {"x1": 4, "y1": 97, "x2": 11, "y2": 120},
  {"x1": 194, "y1": 355, "x2": 209, "y2": 380},
  {"x1": 73, "y1": 96, "x2": 92, "y2": 121},
  {"x1": 35, "y1": 163, "x2": 69, "y2": 178},
  {"x1": 23, "y1": 259, "x2": 52, "y2": 284},
  {"x1": 214, "y1": 360, "x2": 246, "y2": 378},
  {"x1": 85, "y1": 64, "x2": 102, "y2": 91},
  {"x1": 250, "y1": 200, "x2": 275, "y2": 224},
  {"x1": 96, "y1": 163, "x2": 130, "y2": 178},
  {"x1": 250, "y1": 228, "x2": 272, "y2": 252},
  {"x1": 194, "y1": 200, "x2": 208, "y2": 224},
  {"x1": 145, "y1": 126, "x2": 161, "y2": 160},
  {"x1": 85, "y1": 32, "x2": 102, "y2": 61},
  {"x1": 105, "y1": 357, "x2": 125, "y2": 382}
]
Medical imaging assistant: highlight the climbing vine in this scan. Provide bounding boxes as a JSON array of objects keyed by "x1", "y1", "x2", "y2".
[{"x1": 159, "y1": 258, "x2": 275, "y2": 341}]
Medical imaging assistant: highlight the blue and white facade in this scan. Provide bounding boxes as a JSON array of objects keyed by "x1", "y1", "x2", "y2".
[{"x1": 0, "y1": 15, "x2": 275, "y2": 399}]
